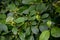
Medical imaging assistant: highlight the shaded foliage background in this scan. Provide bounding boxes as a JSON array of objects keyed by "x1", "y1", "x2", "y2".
[{"x1": 0, "y1": 0, "x2": 60, "y2": 40}]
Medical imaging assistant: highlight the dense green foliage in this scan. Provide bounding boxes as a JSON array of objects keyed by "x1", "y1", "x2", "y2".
[{"x1": 0, "y1": 0, "x2": 60, "y2": 40}]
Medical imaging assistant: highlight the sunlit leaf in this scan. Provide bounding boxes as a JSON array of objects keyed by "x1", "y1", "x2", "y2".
[
  {"x1": 22, "y1": 0, "x2": 37, "y2": 4},
  {"x1": 14, "y1": 17, "x2": 27, "y2": 23},
  {"x1": 12, "y1": 27, "x2": 18, "y2": 35},
  {"x1": 39, "y1": 30, "x2": 50, "y2": 40}
]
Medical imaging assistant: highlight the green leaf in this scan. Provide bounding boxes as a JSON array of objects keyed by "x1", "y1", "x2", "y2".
[
  {"x1": 30, "y1": 10, "x2": 36, "y2": 16},
  {"x1": 39, "y1": 25, "x2": 48, "y2": 32},
  {"x1": 0, "y1": 14, "x2": 6, "y2": 19},
  {"x1": 31, "y1": 26, "x2": 39, "y2": 34},
  {"x1": 29, "y1": 36, "x2": 34, "y2": 40},
  {"x1": 7, "y1": 13, "x2": 14, "y2": 17},
  {"x1": 0, "y1": 24, "x2": 8, "y2": 32},
  {"x1": 7, "y1": 3, "x2": 18, "y2": 12},
  {"x1": 6, "y1": 16, "x2": 14, "y2": 23},
  {"x1": 0, "y1": 14, "x2": 6, "y2": 24},
  {"x1": 36, "y1": 3, "x2": 48, "y2": 13},
  {"x1": 21, "y1": 5, "x2": 36, "y2": 14},
  {"x1": 0, "y1": 36, "x2": 6, "y2": 40},
  {"x1": 25, "y1": 27, "x2": 31, "y2": 36},
  {"x1": 47, "y1": 20, "x2": 52, "y2": 28},
  {"x1": 29, "y1": 35, "x2": 34, "y2": 40},
  {"x1": 21, "y1": 9, "x2": 29, "y2": 14},
  {"x1": 42, "y1": 13, "x2": 49, "y2": 19},
  {"x1": 15, "y1": 17, "x2": 27, "y2": 23},
  {"x1": 31, "y1": 21, "x2": 37, "y2": 25},
  {"x1": 51, "y1": 27, "x2": 60, "y2": 37},
  {"x1": 29, "y1": 16, "x2": 36, "y2": 20},
  {"x1": 0, "y1": 20, "x2": 6, "y2": 24},
  {"x1": 22, "y1": 0, "x2": 37, "y2": 4},
  {"x1": 56, "y1": 6, "x2": 60, "y2": 13},
  {"x1": 18, "y1": 32, "x2": 25, "y2": 40},
  {"x1": 18, "y1": 6, "x2": 28, "y2": 13},
  {"x1": 39, "y1": 30, "x2": 50, "y2": 40},
  {"x1": 36, "y1": 0, "x2": 42, "y2": 3},
  {"x1": 12, "y1": 27, "x2": 18, "y2": 35},
  {"x1": 28, "y1": 5, "x2": 36, "y2": 11}
]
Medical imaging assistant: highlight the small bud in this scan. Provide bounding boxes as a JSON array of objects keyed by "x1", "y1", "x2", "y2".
[{"x1": 47, "y1": 20, "x2": 52, "y2": 28}]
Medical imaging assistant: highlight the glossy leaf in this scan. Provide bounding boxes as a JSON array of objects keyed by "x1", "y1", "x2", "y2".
[
  {"x1": 15, "y1": 17, "x2": 27, "y2": 23},
  {"x1": 6, "y1": 16, "x2": 14, "y2": 23},
  {"x1": 51, "y1": 27, "x2": 60, "y2": 37},
  {"x1": 18, "y1": 32, "x2": 25, "y2": 40},
  {"x1": 0, "y1": 24, "x2": 8, "y2": 32},
  {"x1": 47, "y1": 20, "x2": 52, "y2": 27},
  {"x1": 39, "y1": 30, "x2": 50, "y2": 40},
  {"x1": 36, "y1": 3, "x2": 48, "y2": 13},
  {"x1": 12, "y1": 27, "x2": 18, "y2": 35},
  {"x1": 31, "y1": 26, "x2": 39, "y2": 34},
  {"x1": 39, "y1": 25, "x2": 48, "y2": 32},
  {"x1": 22, "y1": 0, "x2": 37, "y2": 4},
  {"x1": 42, "y1": 13, "x2": 49, "y2": 19}
]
